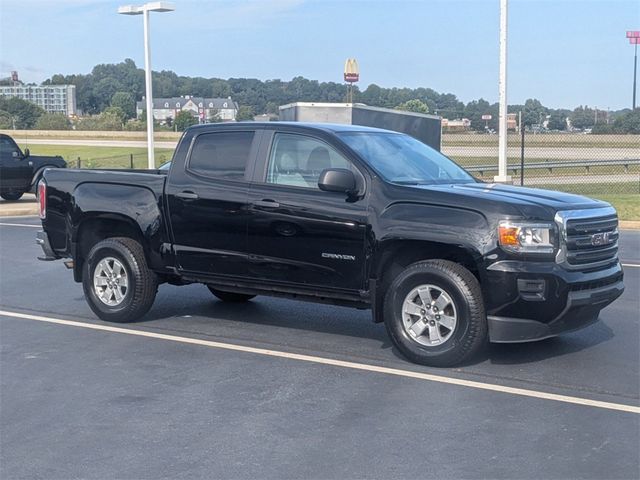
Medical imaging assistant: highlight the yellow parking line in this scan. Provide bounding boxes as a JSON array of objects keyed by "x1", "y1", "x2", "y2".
[{"x1": 1, "y1": 309, "x2": 638, "y2": 415}]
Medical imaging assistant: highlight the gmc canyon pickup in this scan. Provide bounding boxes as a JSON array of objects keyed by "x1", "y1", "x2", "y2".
[
  {"x1": 37, "y1": 123, "x2": 624, "y2": 366},
  {"x1": 0, "y1": 133, "x2": 66, "y2": 200}
]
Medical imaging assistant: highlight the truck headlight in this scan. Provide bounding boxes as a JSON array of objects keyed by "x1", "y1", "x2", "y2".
[{"x1": 498, "y1": 221, "x2": 556, "y2": 254}]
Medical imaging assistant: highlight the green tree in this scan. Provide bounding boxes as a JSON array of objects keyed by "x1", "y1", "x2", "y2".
[
  {"x1": 35, "y1": 113, "x2": 71, "y2": 130},
  {"x1": 103, "y1": 106, "x2": 127, "y2": 126},
  {"x1": 395, "y1": 99, "x2": 430, "y2": 114},
  {"x1": 110, "y1": 91, "x2": 136, "y2": 119},
  {"x1": 174, "y1": 110, "x2": 198, "y2": 131},
  {"x1": 463, "y1": 98, "x2": 497, "y2": 131},
  {"x1": 612, "y1": 108, "x2": 640, "y2": 133},
  {"x1": 236, "y1": 105, "x2": 254, "y2": 121},
  {"x1": 546, "y1": 110, "x2": 567, "y2": 131},
  {"x1": 0, "y1": 110, "x2": 13, "y2": 129},
  {"x1": 569, "y1": 105, "x2": 595, "y2": 130},
  {"x1": 265, "y1": 101, "x2": 279, "y2": 115},
  {"x1": 0, "y1": 97, "x2": 44, "y2": 129},
  {"x1": 522, "y1": 98, "x2": 548, "y2": 127},
  {"x1": 76, "y1": 110, "x2": 124, "y2": 131}
]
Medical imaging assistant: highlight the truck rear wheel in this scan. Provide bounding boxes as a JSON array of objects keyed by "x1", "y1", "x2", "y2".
[
  {"x1": 383, "y1": 260, "x2": 487, "y2": 367},
  {"x1": 1, "y1": 192, "x2": 23, "y2": 201},
  {"x1": 207, "y1": 286, "x2": 256, "y2": 303},
  {"x1": 82, "y1": 237, "x2": 158, "y2": 323}
]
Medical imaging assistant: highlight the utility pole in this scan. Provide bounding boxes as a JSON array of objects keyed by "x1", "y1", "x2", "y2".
[
  {"x1": 494, "y1": 0, "x2": 511, "y2": 183},
  {"x1": 633, "y1": 41, "x2": 638, "y2": 109},
  {"x1": 627, "y1": 31, "x2": 639, "y2": 109}
]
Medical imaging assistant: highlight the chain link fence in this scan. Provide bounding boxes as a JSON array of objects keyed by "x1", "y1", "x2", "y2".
[
  {"x1": 72, "y1": 151, "x2": 173, "y2": 170},
  {"x1": 443, "y1": 132, "x2": 639, "y2": 218}
]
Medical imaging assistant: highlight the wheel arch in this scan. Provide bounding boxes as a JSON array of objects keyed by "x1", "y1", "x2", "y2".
[
  {"x1": 73, "y1": 214, "x2": 147, "y2": 282},
  {"x1": 371, "y1": 239, "x2": 485, "y2": 323}
]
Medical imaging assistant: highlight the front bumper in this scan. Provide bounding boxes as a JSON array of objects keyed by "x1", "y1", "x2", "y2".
[
  {"x1": 484, "y1": 259, "x2": 624, "y2": 343},
  {"x1": 488, "y1": 280, "x2": 624, "y2": 342}
]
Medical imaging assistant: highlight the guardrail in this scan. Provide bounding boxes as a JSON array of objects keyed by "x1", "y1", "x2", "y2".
[{"x1": 465, "y1": 159, "x2": 640, "y2": 176}]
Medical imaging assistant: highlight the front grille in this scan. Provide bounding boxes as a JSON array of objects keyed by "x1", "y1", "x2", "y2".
[{"x1": 556, "y1": 207, "x2": 619, "y2": 270}]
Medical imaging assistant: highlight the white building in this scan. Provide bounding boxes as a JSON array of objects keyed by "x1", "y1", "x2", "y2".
[
  {"x1": 0, "y1": 84, "x2": 77, "y2": 116},
  {"x1": 137, "y1": 96, "x2": 238, "y2": 122}
]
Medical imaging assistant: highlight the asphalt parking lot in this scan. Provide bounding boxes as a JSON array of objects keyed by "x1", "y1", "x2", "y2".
[{"x1": 1, "y1": 216, "x2": 638, "y2": 479}]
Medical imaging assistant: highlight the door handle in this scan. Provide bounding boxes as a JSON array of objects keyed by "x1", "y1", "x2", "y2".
[
  {"x1": 253, "y1": 199, "x2": 280, "y2": 208},
  {"x1": 176, "y1": 191, "x2": 199, "y2": 200}
]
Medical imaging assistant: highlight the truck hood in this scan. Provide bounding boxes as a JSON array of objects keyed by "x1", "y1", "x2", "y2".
[{"x1": 412, "y1": 182, "x2": 610, "y2": 219}]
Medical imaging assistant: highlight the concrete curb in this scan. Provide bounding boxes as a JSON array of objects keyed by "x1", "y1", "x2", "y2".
[
  {"x1": 0, "y1": 206, "x2": 39, "y2": 217},
  {"x1": 0, "y1": 195, "x2": 39, "y2": 218}
]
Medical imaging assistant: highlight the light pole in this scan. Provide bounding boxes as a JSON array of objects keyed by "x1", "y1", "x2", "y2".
[
  {"x1": 627, "y1": 31, "x2": 639, "y2": 110},
  {"x1": 494, "y1": 0, "x2": 511, "y2": 183},
  {"x1": 118, "y1": 2, "x2": 175, "y2": 169}
]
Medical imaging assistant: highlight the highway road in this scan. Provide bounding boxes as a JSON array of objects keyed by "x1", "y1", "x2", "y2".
[{"x1": 1, "y1": 217, "x2": 638, "y2": 479}]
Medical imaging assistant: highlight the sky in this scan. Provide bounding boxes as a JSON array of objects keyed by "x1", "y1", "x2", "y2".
[{"x1": 0, "y1": 0, "x2": 639, "y2": 110}]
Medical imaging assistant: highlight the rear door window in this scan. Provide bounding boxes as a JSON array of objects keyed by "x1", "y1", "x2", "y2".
[{"x1": 188, "y1": 131, "x2": 255, "y2": 180}]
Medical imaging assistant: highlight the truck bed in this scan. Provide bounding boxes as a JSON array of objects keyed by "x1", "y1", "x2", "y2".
[{"x1": 41, "y1": 168, "x2": 169, "y2": 262}]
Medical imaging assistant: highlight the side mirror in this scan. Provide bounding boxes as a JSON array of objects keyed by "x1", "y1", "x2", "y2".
[
  {"x1": 318, "y1": 168, "x2": 356, "y2": 194},
  {"x1": 24, "y1": 148, "x2": 30, "y2": 158}
]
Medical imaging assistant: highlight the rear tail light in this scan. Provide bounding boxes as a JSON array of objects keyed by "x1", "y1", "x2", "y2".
[{"x1": 38, "y1": 180, "x2": 46, "y2": 219}]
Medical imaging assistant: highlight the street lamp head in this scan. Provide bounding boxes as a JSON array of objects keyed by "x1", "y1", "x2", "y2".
[
  {"x1": 145, "y1": 2, "x2": 175, "y2": 12},
  {"x1": 118, "y1": 2, "x2": 175, "y2": 15},
  {"x1": 118, "y1": 5, "x2": 143, "y2": 15}
]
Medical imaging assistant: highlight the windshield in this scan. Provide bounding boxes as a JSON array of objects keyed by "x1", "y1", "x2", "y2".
[{"x1": 338, "y1": 132, "x2": 476, "y2": 185}]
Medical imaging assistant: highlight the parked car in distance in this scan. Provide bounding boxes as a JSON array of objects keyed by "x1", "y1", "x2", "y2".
[
  {"x1": 36, "y1": 123, "x2": 624, "y2": 367},
  {"x1": 0, "y1": 134, "x2": 66, "y2": 201}
]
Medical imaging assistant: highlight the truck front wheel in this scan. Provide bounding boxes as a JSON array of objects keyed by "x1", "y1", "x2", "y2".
[
  {"x1": 383, "y1": 260, "x2": 487, "y2": 367},
  {"x1": 82, "y1": 237, "x2": 158, "y2": 323}
]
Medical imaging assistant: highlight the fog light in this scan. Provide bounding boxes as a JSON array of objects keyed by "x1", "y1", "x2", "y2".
[{"x1": 517, "y1": 279, "x2": 546, "y2": 301}]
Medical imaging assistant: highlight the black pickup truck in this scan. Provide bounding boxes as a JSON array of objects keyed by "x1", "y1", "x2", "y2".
[
  {"x1": 37, "y1": 123, "x2": 624, "y2": 366},
  {"x1": 0, "y1": 133, "x2": 66, "y2": 200}
]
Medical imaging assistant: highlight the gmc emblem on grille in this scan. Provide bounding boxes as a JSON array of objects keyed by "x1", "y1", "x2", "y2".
[{"x1": 591, "y1": 232, "x2": 612, "y2": 246}]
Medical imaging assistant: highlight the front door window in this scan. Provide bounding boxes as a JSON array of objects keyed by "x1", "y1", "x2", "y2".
[{"x1": 266, "y1": 133, "x2": 352, "y2": 189}]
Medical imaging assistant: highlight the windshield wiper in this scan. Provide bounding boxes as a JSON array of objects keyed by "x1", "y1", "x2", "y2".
[{"x1": 392, "y1": 180, "x2": 431, "y2": 185}]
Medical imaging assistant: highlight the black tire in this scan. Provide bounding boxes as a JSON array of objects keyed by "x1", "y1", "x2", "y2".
[
  {"x1": 1, "y1": 192, "x2": 23, "y2": 201},
  {"x1": 207, "y1": 286, "x2": 255, "y2": 303},
  {"x1": 82, "y1": 237, "x2": 158, "y2": 323},
  {"x1": 383, "y1": 260, "x2": 487, "y2": 367}
]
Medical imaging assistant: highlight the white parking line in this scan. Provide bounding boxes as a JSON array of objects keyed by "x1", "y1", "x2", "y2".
[
  {"x1": 0, "y1": 309, "x2": 638, "y2": 415},
  {"x1": 622, "y1": 264, "x2": 640, "y2": 268},
  {"x1": 0, "y1": 223, "x2": 40, "y2": 228}
]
